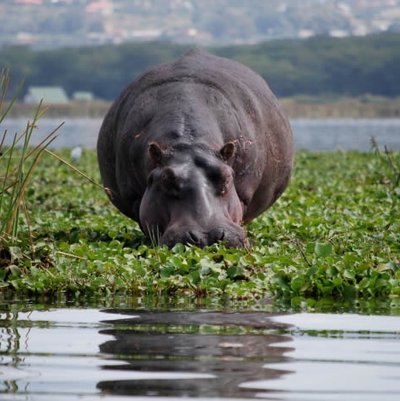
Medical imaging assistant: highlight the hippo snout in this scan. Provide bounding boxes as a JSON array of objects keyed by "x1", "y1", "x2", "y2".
[{"x1": 161, "y1": 224, "x2": 248, "y2": 248}]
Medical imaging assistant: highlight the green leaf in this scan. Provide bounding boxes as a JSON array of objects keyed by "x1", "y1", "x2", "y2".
[
  {"x1": 160, "y1": 265, "x2": 176, "y2": 278},
  {"x1": 314, "y1": 242, "x2": 333, "y2": 258},
  {"x1": 290, "y1": 276, "x2": 306, "y2": 292},
  {"x1": 189, "y1": 271, "x2": 201, "y2": 285},
  {"x1": 9, "y1": 246, "x2": 23, "y2": 261},
  {"x1": 227, "y1": 266, "x2": 245, "y2": 279}
]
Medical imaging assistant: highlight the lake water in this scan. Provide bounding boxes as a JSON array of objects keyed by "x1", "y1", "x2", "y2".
[
  {"x1": 2, "y1": 117, "x2": 400, "y2": 151},
  {"x1": 1, "y1": 301, "x2": 399, "y2": 400}
]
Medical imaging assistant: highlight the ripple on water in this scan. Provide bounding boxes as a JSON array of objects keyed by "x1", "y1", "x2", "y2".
[{"x1": 0, "y1": 308, "x2": 399, "y2": 400}]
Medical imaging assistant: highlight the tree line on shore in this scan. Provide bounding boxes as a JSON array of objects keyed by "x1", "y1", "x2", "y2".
[{"x1": 1, "y1": 32, "x2": 399, "y2": 100}]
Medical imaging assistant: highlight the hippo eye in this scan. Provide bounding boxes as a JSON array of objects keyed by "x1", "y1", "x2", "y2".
[
  {"x1": 207, "y1": 168, "x2": 231, "y2": 196},
  {"x1": 219, "y1": 178, "x2": 231, "y2": 196}
]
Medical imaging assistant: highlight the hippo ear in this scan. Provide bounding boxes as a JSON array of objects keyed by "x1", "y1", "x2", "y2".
[
  {"x1": 149, "y1": 142, "x2": 164, "y2": 165},
  {"x1": 220, "y1": 141, "x2": 236, "y2": 163}
]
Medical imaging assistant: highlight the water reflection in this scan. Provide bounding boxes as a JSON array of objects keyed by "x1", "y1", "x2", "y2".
[
  {"x1": 0, "y1": 310, "x2": 27, "y2": 394},
  {"x1": 97, "y1": 310, "x2": 293, "y2": 398},
  {"x1": 1, "y1": 307, "x2": 400, "y2": 401}
]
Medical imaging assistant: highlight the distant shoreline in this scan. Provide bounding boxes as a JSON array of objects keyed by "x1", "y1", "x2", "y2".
[
  {"x1": 281, "y1": 96, "x2": 400, "y2": 119},
  {"x1": 5, "y1": 96, "x2": 400, "y2": 119}
]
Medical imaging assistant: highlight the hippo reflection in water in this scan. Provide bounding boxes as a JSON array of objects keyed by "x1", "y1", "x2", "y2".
[{"x1": 97, "y1": 49, "x2": 293, "y2": 247}]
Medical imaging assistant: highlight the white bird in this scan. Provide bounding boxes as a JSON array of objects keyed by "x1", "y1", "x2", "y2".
[{"x1": 70, "y1": 146, "x2": 82, "y2": 163}]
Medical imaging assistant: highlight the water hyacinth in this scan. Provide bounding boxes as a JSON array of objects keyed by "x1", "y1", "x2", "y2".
[
  {"x1": 0, "y1": 143, "x2": 398, "y2": 302},
  {"x1": 0, "y1": 71, "x2": 399, "y2": 303}
]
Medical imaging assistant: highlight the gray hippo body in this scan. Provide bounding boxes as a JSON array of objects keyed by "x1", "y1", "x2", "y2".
[{"x1": 97, "y1": 49, "x2": 293, "y2": 247}]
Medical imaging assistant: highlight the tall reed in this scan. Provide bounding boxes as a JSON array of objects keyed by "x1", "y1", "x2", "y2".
[{"x1": 0, "y1": 70, "x2": 61, "y2": 243}]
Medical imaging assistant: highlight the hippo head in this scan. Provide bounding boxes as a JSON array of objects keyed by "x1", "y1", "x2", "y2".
[{"x1": 139, "y1": 142, "x2": 247, "y2": 248}]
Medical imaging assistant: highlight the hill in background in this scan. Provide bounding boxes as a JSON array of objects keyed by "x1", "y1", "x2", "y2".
[
  {"x1": 1, "y1": 0, "x2": 400, "y2": 48},
  {"x1": 2, "y1": 33, "x2": 399, "y2": 101}
]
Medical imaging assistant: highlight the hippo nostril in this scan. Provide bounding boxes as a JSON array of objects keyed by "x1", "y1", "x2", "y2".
[
  {"x1": 162, "y1": 225, "x2": 246, "y2": 248},
  {"x1": 208, "y1": 226, "x2": 247, "y2": 247},
  {"x1": 187, "y1": 230, "x2": 201, "y2": 244},
  {"x1": 209, "y1": 228, "x2": 226, "y2": 244}
]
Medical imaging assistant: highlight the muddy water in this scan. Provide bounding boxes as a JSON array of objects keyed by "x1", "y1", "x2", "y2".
[{"x1": 0, "y1": 304, "x2": 399, "y2": 401}]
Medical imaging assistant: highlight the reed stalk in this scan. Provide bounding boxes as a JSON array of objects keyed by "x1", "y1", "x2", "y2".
[{"x1": 0, "y1": 71, "x2": 59, "y2": 243}]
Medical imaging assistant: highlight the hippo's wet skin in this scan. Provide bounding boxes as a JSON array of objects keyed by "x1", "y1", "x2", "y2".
[{"x1": 97, "y1": 49, "x2": 293, "y2": 247}]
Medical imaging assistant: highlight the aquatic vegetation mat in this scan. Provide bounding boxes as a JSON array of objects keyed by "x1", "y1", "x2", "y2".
[{"x1": 0, "y1": 145, "x2": 399, "y2": 303}]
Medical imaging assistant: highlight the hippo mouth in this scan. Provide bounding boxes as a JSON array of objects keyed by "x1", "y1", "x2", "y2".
[{"x1": 160, "y1": 224, "x2": 248, "y2": 248}]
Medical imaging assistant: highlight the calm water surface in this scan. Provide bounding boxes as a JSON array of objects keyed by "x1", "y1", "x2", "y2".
[
  {"x1": 1, "y1": 303, "x2": 399, "y2": 401},
  {"x1": 2, "y1": 117, "x2": 400, "y2": 151}
]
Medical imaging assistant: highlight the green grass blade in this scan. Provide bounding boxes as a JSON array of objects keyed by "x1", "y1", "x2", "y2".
[
  {"x1": 0, "y1": 132, "x2": 18, "y2": 225},
  {"x1": 45, "y1": 149, "x2": 104, "y2": 190},
  {"x1": 0, "y1": 70, "x2": 24, "y2": 125},
  {"x1": 4, "y1": 129, "x2": 59, "y2": 237}
]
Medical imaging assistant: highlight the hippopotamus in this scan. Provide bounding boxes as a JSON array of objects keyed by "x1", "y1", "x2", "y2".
[{"x1": 97, "y1": 49, "x2": 293, "y2": 247}]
